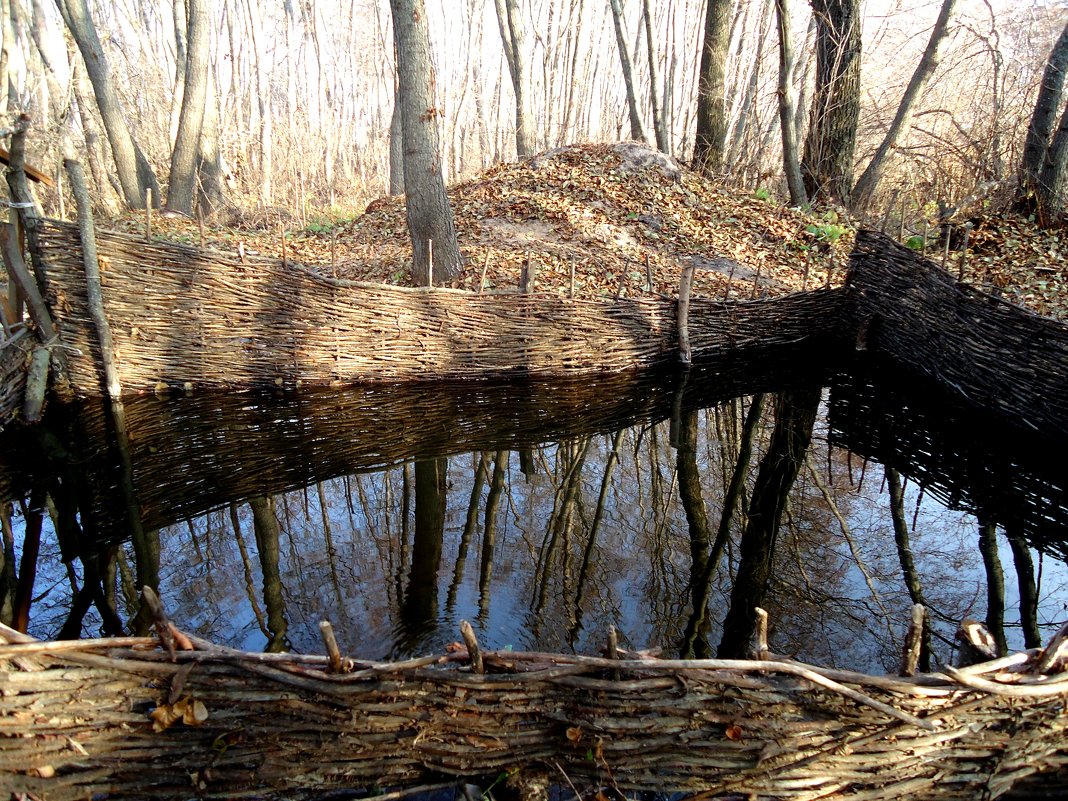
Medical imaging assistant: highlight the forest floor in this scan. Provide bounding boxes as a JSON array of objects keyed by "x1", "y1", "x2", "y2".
[{"x1": 112, "y1": 142, "x2": 1068, "y2": 321}]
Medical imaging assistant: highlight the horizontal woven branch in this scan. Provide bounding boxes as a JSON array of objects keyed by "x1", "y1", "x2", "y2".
[
  {"x1": 2, "y1": 618, "x2": 1067, "y2": 800},
  {"x1": 31, "y1": 220, "x2": 847, "y2": 394}
]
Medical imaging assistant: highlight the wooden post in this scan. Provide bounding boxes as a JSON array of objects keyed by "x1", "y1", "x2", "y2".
[
  {"x1": 568, "y1": 256, "x2": 575, "y2": 298},
  {"x1": 614, "y1": 266, "x2": 626, "y2": 299},
  {"x1": 900, "y1": 604, "x2": 926, "y2": 677},
  {"x1": 460, "y1": 619, "x2": 483, "y2": 674},
  {"x1": 750, "y1": 263, "x2": 762, "y2": 299},
  {"x1": 752, "y1": 607, "x2": 770, "y2": 659},
  {"x1": 280, "y1": 226, "x2": 287, "y2": 270},
  {"x1": 520, "y1": 256, "x2": 535, "y2": 294},
  {"x1": 958, "y1": 223, "x2": 972, "y2": 282},
  {"x1": 607, "y1": 625, "x2": 620, "y2": 681},
  {"x1": 478, "y1": 252, "x2": 490, "y2": 295},
  {"x1": 145, "y1": 189, "x2": 152, "y2": 242},
  {"x1": 22, "y1": 344, "x2": 50, "y2": 423},
  {"x1": 196, "y1": 205, "x2": 205, "y2": 249},
  {"x1": 644, "y1": 252, "x2": 653, "y2": 292},
  {"x1": 677, "y1": 263, "x2": 695, "y2": 365},
  {"x1": 427, "y1": 238, "x2": 434, "y2": 288},
  {"x1": 65, "y1": 159, "x2": 121, "y2": 399},
  {"x1": 318, "y1": 621, "x2": 343, "y2": 673}
]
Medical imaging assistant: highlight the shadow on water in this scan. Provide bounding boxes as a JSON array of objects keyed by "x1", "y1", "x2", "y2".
[{"x1": 0, "y1": 343, "x2": 1066, "y2": 673}]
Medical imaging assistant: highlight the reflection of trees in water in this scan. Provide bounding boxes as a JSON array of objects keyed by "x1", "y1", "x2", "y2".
[{"x1": 7, "y1": 388, "x2": 1066, "y2": 672}]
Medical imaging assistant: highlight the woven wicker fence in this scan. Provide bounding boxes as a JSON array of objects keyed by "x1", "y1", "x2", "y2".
[
  {"x1": 847, "y1": 230, "x2": 1068, "y2": 440},
  {"x1": 0, "y1": 328, "x2": 29, "y2": 428},
  {"x1": 32, "y1": 220, "x2": 847, "y2": 394},
  {"x1": 2, "y1": 615, "x2": 1068, "y2": 801}
]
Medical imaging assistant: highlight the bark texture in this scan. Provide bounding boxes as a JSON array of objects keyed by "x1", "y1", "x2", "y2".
[
  {"x1": 693, "y1": 0, "x2": 731, "y2": 174},
  {"x1": 57, "y1": 0, "x2": 160, "y2": 209},
  {"x1": 1018, "y1": 22, "x2": 1068, "y2": 216},
  {"x1": 389, "y1": 0, "x2": 462, "y2": 284},
  {"x1": 167, "y1": 0, "x2": 211, "y2": 214},
  {"x1": 774, "y1": 0, "x2": 807, "y2": 206},
  {"x1": 607, "y1": 0, "x2": 650, "y2": 144},
  {"x1": 493, "y1": 0, "x2": 536, "y2": 157},
  {"x1": 802, "y1": 0, "x2": 861, "y2": 205},
  {"x1": 851, "y1": 0, "x2": 959, "y2": 212}
]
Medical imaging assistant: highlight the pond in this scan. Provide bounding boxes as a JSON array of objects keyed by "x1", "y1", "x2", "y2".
[{"x1": 1, "y1": 347, "x2": 1066, "y2": 674}]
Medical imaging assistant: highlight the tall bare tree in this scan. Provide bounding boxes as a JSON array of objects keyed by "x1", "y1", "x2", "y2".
[
  {"x1": 693, "y1": 0, "x2": 732, "y2": 173},
  {"x1": 801, "y1": 0, "x2": 861, "y2": 205},
  {"x1": 57, "y1": 0, "x2": 160, "y2": 208},
  {"x1": 494, "y1": 0, "x2": 536, "y2": 157},
  {"x1": 389, "y1": 0, "x2": 462, "y2": 285},
  {"x1": 774, "y1": 0, "x2": 807, "y2": 205},
  {"x1": 607, "y1": 0, "x2": 650, "y2": 143},
  {"x1": 851, "y1": 0, "x2": 960, "y2": 212},
  {"x1": 641, "y1": 0, "x2": 670, "y2": 153},
  {"x1": 1018, "y1": 22, "x2": 1068, "y2": 221},
  {"x1": 167, "y1": 0, "x2": 210, "y2": 215}
]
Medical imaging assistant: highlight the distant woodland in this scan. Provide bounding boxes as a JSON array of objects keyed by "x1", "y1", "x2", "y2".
[{"x1": 3, "y1": 1, "x2": 1066, "y2": 226}]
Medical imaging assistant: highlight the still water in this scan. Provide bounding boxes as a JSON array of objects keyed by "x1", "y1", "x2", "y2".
[{"x1": 1, "y1": 350, "x2": 1065, "y2": 673}]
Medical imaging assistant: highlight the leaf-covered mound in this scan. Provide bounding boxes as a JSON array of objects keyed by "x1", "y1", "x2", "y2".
[
  {"x1": 125, "y1": 143, "x2": 849, "y2": 301},
  {"x1": 114, "y1": 142, "x2": 1067, "y2": 320}
]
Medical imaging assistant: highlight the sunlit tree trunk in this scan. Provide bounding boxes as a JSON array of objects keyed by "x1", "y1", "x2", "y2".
[
  {"x1": 641, "y1": 0, "x2": 669, "y2": 153},
  {"x1": 245, "y1": 0, "x2": 272, "y2": 203},
  {"x1": 390, "y1": 0, "x2": 462, "y2": 285},
  {"x1": 167, "y1": 0, "x2": 210, "y2": 214},
  {"x1": 851, "y1": 0, "x2": 959, "y2": 213},
  {"x1": 774, "y1": 0, "x2": 807, "y2": 205},
  {"x1": 693, "y1": 0, "x2": 731, "y2": 173},
  {"x1": 57, "y1": 0, "x2": 160, "y2": 208},
  {"x1": 801, "y1": 0, "x2": 861, "y2": 205},
  {"x1": 494, "y1": 0, "x2": 535, "y2": 157},
  {"x1": 1018, "y1": 22, "x2": 1068, "y2": 216},
  {"x1": 607, "y1": 0, "x2": 650, "y2": 143}
]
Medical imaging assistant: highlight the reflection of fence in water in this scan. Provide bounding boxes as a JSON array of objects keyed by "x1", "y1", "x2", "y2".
[
  {"x1": 36, "y1": 348, "x2": 829, "y2": 542},
  {"x1": 828, "y1": 356, "x2": 1068, "y2": 552}
]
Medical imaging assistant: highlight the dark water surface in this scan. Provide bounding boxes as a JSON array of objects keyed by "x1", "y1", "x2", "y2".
[{"x1": 1, "y1": 349, "x2": 1066, "y2": 673}]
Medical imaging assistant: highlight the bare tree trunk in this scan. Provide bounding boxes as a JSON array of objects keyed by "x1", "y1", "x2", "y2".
[
  {"x1": 692, "y1": 0, "x2": 731, "y2": 173},
  {"x1": 1018, "y1": 22, "x2": 1068, "y2": 214},
  {"x1": 851, "y1": 0, "x2": 959, "y2": 212},
  {"x1": 169, "y1": 0, "x2": 187, "y2": 146},
  {"x1": 57, "y1": 0, "x2": 159, "y2": 208},
  {"x1": 167, "y1": 0, "x2": 210, "y2": 214},
  {"x1": 389, "y1": 92, "x2": 405, "y2": 195},
  {"x1": 607, "y1": 0, "x2": 650, "y2": 143},
  {"x1": 197, "y1": 71, "x2": 230, "y2": 216},
  {"x1": 245, "y1": 0, "x2": 272, "y2": 203},
  {"x1": 801, "y1": 0, "x2": 861, "y2": 205},
  {"x1": 775, "y1": 0, "x2": 807, "y2": 205},
  {"x1": 494, "y1": 0, "x2": 536, "y2": 157},
  {"x1": 1006, "y1": 531, "x2": 1040, "y2": 649},
  {"x1": 70, "y1": 59, "x2": 121, "y2": 214},
  {"x1": 641, "y1": 0, "x2": 669, "y2": 153},
  {"x1": 1037, "y1": 98, "x2": 1068, "y2": 223},
  {"x1": 390, "y1": 0, "x2": 462, "y2": 285}
]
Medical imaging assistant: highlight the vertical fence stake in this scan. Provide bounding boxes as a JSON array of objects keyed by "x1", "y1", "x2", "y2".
[
  {"x1": 569, "y1": 256, "x2": 576, "y2": 298},
  {"x1": 678, "y1": 263, "x2": 695, "y2": 365},
  {"x1": 644, "y1": 252, "x2": 653, "y2": 292},
  {"x1": 280, "y1": 226, "x2": 287, "y2": 270},
  {"x1": 958, "y1": 223, "x2": 972, "y2": 282},
  {"x1": 479, "y1": 252, "x2": 490, "y2": 295},
  {"x1": 145, "y1": 189, "x2": 152, "y2": 243},
  {"x1": 460, "y1": 620, "x2": 483, "y2": 674},
  {"x1": 67, "y1": 159, "x2": 121, "y2": 400},
  {"x1": 427, "y1": 238, "x2": 434, "y2": 288}
]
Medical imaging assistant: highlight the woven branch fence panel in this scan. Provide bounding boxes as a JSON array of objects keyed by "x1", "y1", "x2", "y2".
[
  {"x1": 2, "y1": 622, "x2": 1068, "y2": 801},
  {"x1": 0, "y1": 328, "x2": 30, "y2": 428},
  {"x1": 847, "y1": 230, "x2": 1068, "y2": 440},
  {"x1": 31, "y1": 221, "x2": 847, "y2": 394}
]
